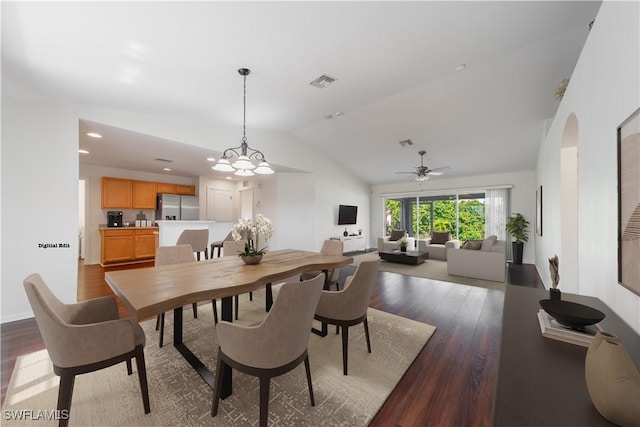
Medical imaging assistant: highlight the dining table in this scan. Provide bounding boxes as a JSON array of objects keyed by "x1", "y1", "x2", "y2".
[{"x1": 105, "y1": 248, "x2": 353, "y2": 399}]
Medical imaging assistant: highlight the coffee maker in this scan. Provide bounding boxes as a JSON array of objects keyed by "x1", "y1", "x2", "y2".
[{"x1": 107, "y1": 211, "x2": 123, "y2": 227}]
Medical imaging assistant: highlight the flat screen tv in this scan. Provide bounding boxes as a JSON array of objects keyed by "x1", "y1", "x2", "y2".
[{"x1": 338, "y1": 204, "x2": 358, "y2": 225}]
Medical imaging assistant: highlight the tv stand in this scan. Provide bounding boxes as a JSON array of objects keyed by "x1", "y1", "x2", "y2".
[{"x1": 331, "y1": 235, "x2": 366, "y2": 253}]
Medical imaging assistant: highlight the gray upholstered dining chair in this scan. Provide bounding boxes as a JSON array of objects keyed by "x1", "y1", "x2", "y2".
[
  {"x1": 314, "y1": 258, "x2": 381, "y2": 375},
  {"x1": 177, "y1": 229, "x2": 209, "y2": 260},
  {"x1": 300, "y1": 239, "x2": 344, "y2": 290},
  {"x1": 210, "y1": 230, "x2": 233, "y2": 258},
  {"x1": 155, "y1": 244, "x2": 218, "y2": 347},
  {"x1": 212, "y1": 274, "x2": 325, "y2": 427},
  {"x1": 23, "y1": 273, "x2": 150, "y2": 427}
]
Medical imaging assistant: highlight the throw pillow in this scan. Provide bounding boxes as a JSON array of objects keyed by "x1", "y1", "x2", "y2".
[
  {"x1": 431, "y1": 231, "x2": 450, "y2": 245},
  {"x1": 462, "y1": 240, "x2": 482, "y2": 250},
  {"x1": 481, "y1": 235, "x2": 498, "y2": 251},
  {"x1": 389, "y1": 230, "x2": 406, "y2": 241}
]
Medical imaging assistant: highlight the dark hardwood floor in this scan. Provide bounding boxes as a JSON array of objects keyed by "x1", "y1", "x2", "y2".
[{"x1": 1, "y1": 259, "x2": 542, "y2": 425}]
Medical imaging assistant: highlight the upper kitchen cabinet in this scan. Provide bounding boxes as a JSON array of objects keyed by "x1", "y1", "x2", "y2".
[
  {"x1": 176, "y1": 184, "x2": 196, "y2": 196},
  {"x1": 156, "y1": 182, "x2": 177, "y2": 194},
  {"x1": 101, "y1": 177, "x2": 132, "y2": 208},
  {"x1": 131, "y1": 180, "x2": 157, "y2": 209}
]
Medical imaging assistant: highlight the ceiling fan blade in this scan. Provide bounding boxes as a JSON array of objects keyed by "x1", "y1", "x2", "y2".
[
  {"x1": 395, "y1": 171, "x2": 417, "y2": 175},
  {"x1": 427, "y1": 166, "x2": 451, "y2": 175}
]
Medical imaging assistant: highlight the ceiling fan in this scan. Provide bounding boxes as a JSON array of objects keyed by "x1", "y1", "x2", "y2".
[{"x1": 395, "y1": 150, "x2": 450, "y2": 181}]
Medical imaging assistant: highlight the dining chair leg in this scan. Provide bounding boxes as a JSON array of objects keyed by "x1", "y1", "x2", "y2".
[
  {"x1": 363, "y1": 318, "x2": 372, "y2": 353},
  {"x1": 155, "y1": 314, "x2": 160, "y2": 331},
  {"x1": 304, "y1": 354, "x2": 315, "y2": 406},
  {"x1": 159, "y1": 312, "x2": 165, "y2": 348},
  {"x1": 259, "y1": 376, "x2": 270, "y2": 427},
  {"x1": 341, "y1": 326, "x2": 349, "y2": 375},
  {"x1": 234, "y1": 295, "x2": 239, "y2": 320},
  {"x1": 57, "y1": 374, "x2": 75, "y2": 427},
  {"x1": 249, "y1": 291, "x2": 253, "y2": 301},
  {"x1": 126, "y1": 358, "x2": 132, "y2": 375},
  {"x1": 212, "y1": 300, "x2": 218, "y2": 324},
  {"x1": 192, "y1": 302, "x2": 198, "y2": 319},
  {"x1": 135, "y1": 346, "x2": 151, "y2": 414}
]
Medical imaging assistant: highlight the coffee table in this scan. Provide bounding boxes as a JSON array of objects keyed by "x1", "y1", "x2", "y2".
[{"x1": 379, "y1": 249, "x2": 429, "y2": 265}]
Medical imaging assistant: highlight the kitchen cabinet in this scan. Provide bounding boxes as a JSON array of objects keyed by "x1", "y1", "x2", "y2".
[
  {"x1": 133, "y1": 228, "x2": 157, "y2": 259},
  {"x1": 156, "y1": 182, "x2": 177, "y2": 194},
  {"x1": 100, "y1": 228, "x2": 134, "y2": 264},
  {"x1": 102, "y1": 177, "x2": 196, "y2": 210},
  {"x1": 101, "y1": 177, "x2": 132, "y2": 208},
  {"x1": 100, "y1": 227, "x2": 158, "y2": 265},
  {"x1": 176, "y1": 184, "x2": 196, "y2": 196},
  {"x1": 132, "y1": 180, "x2": 157, "y2": 209}
]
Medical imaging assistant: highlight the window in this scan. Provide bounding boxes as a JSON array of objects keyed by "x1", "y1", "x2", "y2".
[{"x1": 385, "y1": 192, "x2": 487, "y2": 241}]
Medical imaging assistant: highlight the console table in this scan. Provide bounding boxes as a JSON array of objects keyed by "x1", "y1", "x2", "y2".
[
  {"x1": 331, "y1": 234, "x2": 366, "y2": 253},
  {"x1": 492, "y1": 285, "x2": 640, "y2": 426}
]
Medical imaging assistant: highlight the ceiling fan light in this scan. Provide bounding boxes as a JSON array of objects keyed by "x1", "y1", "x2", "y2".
[
  {"x1": 232, "y1": 155, "x2": 256, "y2": 170},
  {"x1": 254, "y1": 161, "x2": 274, "y2": 174},
  {"x1": 212, "y1": 158, "x2": 234, "y2": 172},
  {"x1": 415, "y1": 175, "x2": 429, "y2": 182}
]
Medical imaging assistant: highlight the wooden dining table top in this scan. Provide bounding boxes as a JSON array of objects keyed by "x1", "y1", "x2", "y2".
[{"x1": 105, "y1": 249, "x2": 353, "y2": 321}]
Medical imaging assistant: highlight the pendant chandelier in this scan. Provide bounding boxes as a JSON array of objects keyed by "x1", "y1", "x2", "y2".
[{"x1": 212, "y1": 68, "x2": 274, "y2": 176}]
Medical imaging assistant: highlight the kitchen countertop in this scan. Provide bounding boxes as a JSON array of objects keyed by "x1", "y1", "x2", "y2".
[{"x1": 99, "y1": 224, "x2": 159, "y2": 230}]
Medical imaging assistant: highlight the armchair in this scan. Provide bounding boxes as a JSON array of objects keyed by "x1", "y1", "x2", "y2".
[
  {"x1": 378, "y1": 230, "x2": 415, "y2": 252},
  {"x1": 417, "y1": 231, "x2": 460, "y2": 260}
]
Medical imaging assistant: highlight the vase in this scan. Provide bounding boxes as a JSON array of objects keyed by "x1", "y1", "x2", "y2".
[
  {"x1": 241, "y1": 255, "x2": 263, "y2": 265},
  {"x1": 585, "y1": 331, "x2": 640, "y2": 426},
  {"x1": 550, "y1": 288, "x2": 561, "y2": 300}
]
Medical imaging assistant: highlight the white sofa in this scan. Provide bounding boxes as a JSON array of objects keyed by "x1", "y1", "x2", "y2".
[
  {"x1": 417, "y1": 231, "x2": 460, "y2": 260},
  {"x1": 447, "y1": 237, "x2": 506, "y2": 282},
  {"x1": 378, "y1": 230, "x2": 415, "y2": 252}
]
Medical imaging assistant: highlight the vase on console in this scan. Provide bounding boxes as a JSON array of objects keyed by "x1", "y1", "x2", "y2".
[{"x1": 585, "y1": 331, "x2": 640, "y2": 427}]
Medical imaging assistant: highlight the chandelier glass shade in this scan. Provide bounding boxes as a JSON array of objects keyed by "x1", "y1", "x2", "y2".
[{"x1": 212, "y1": 68, "x2": 274, "y2": 176}]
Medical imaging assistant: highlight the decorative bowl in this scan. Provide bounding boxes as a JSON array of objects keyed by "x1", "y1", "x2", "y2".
[{"x1": 539, "y1": 299, "x2": 605, "y2": 329}]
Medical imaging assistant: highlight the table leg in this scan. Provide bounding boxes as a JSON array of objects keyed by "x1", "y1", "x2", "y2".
[
  {"x1": 173, "y1": 300, "x2": 233, "y2": 399},
  {"x1": 265, "y1": 283, "x2": 273, "y2": 312}
]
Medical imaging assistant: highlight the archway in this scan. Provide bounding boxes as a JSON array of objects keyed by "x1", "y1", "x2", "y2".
[{"x1": 560, "y1": 113, "x2": 579, "y2": 293}]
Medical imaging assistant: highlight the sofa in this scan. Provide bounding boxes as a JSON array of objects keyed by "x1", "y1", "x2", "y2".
[
  {"x1": 417, "y1": 231, "x2": 460, "y2": 260},
  {"x1": 378, "y1": 230, "x2": 415, "y2": 252},
  {"x1": 446, "y1": 235, "x2": 506, "y2": 282}
]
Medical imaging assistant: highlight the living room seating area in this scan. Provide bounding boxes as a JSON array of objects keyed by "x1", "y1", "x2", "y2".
[{"x1": 377, "y1": 230, "x2": 415, "y2": 252}]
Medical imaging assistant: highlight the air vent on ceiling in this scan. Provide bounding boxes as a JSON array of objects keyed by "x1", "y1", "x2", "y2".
[
  {"x1": 398, "y1": 139, "x2": 414, "y2": 147},
  {"x1": 155, "y1": 158, "x2": 174, "y2": 163},
  {"x1": 309, "y1": 74, "x2": 337, "y2": 89}
]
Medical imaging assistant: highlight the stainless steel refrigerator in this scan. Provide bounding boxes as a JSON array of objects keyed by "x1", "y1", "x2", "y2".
[{"x1": 156, "y1": 194, "x2": 199, "y2": 220}]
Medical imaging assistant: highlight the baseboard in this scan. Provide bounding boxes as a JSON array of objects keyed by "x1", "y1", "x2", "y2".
[{"x1": 1, "y1": 310, "x2": 34, "y2": 325}]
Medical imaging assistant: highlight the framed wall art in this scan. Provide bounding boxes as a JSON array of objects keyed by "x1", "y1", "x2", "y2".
[
  {"x1": 618, "y1": 107, "x2": 640, "y2": 296},
  {"x1": 536, "y1": 186, "x2": 543, "y2": 236}
]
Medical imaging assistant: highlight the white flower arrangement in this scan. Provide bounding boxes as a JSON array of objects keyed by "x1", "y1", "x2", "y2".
[{"x1": 231, "y1": 214, "x2": 273, "y2": 257}]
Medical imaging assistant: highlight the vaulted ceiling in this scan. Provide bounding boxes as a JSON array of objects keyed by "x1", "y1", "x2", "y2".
[{"x1": 2, "y1": 1, "x2": 601, "y2": 184}]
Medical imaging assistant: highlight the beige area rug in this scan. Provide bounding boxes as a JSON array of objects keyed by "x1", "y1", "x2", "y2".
[
  {"x1": 352, "y1": 251, "x2": 506, "y2": 291},
  {"x1": 2, "y1": 290, "x2": 435, "y2": 427}
]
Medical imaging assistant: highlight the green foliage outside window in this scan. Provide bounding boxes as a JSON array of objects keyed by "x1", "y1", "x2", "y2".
[{"x1": 387, "y1": 196, "x2": 485, "y2": 241}]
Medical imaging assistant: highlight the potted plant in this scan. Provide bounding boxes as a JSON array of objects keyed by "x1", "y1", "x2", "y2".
[
  {"x1": 399, "y1": 236, "x2": 408, "y2": 252},
  {"x1": 231, "y1": 214, "x2": 273, "y2": 264},
  {"x1": 505, "y1": 212, "x2": 529, "y2": 265}
]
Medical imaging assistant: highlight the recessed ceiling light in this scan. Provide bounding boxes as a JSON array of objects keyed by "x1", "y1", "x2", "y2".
[
  {"x1": 163, "y1": 168, "x2": 172, "y2": 171},
  {"x1": 79, "y1": 149, "x2": 89, "y2": 154},
  {"x1": 225, "y1": 176, "x2": 232, "y2": 180},
  {"x1": 207, "y1": 157, "x2": 216, "y2": 162},
  {"x1": 86, "y1": 132, "x2": 102, "y2": 138},
  {"x1": 454, "y1": 64, "x2": 466, "y2": 71}
]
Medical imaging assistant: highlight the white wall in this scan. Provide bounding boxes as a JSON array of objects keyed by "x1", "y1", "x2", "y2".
[
  {"x1": 1, "y1": 103, "x2": 371, "y2": 322},
  {"x1": 536, "y1": 1, "x2": 639, "y2": 333},
  {"x1": 371, "y1": 170, "x2": 536, "y2": 262},
  {"x1": 1, "y1": 100, "x2": 79, "y2": 322}
]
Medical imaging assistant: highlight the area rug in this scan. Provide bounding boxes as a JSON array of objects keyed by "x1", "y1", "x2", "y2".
[
  {"x1": 2, "y1": 290, "x2": 436, "y2": 427},
  {"x1": 352, "y1": 251, "x2": 506, "y2": 291}
]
